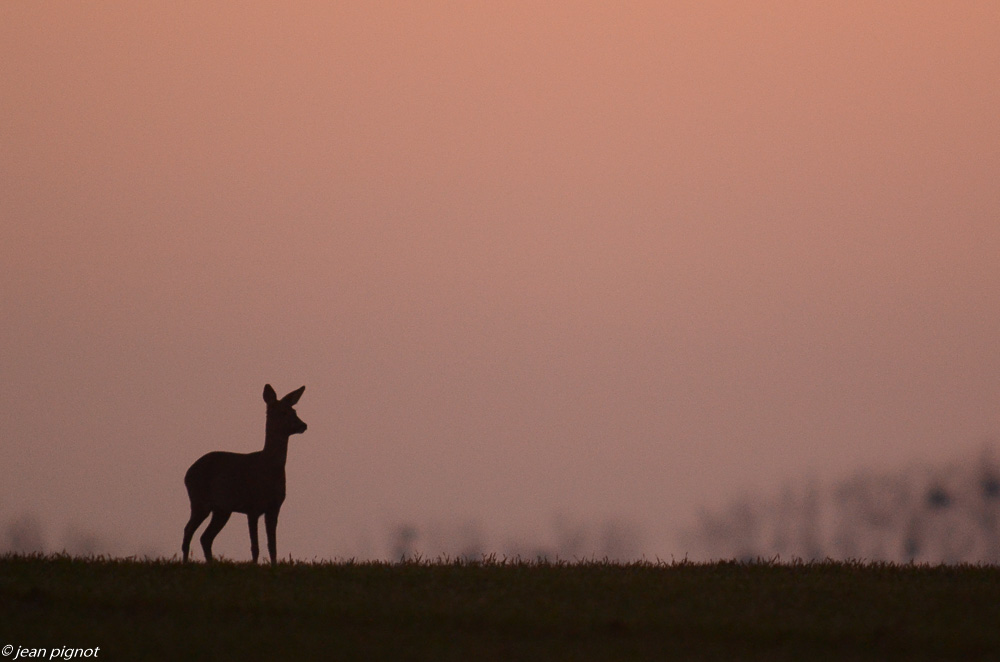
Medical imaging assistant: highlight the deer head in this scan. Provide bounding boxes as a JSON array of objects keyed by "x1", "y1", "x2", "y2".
[{"x1": 263, "y1": 384, "x2": 307, "y2": 438}]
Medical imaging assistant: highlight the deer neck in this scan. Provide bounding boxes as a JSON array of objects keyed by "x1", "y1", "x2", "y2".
[{"x1": 262, "y1": 426, "x2": 290, "y2": 466}]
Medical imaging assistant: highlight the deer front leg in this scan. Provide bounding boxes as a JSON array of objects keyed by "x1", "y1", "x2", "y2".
[
  {"x1": 248, "y1": 514, "x2": 261, "y2": 563},
  {"x1": 182, "y1": 505, "x2": 210, "y2": 563},
  {"x1": 264, "y1": 508, "x2": 280, "y2": 565},
  {"x1": 200, "y1": 510, "x2": 231, "y2": 563}
]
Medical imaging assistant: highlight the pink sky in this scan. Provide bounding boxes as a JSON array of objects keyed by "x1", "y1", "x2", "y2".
[{"x1": 2, "y1": 2, "x2": 999, "y2": 560}]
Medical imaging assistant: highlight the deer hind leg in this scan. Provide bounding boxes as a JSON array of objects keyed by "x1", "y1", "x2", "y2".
[
  {"x1": 182, "y1": 504, "x2": 211, "y2": 562},
  {"x1": 248, "y1": 514, "x2": 261, "y2": 563},
  {"x1": 264, "y1": 508, "x2": 280, "y2": 565},
  {"x1": 199, "y1": 510, "x2": 232, "y2": 563}
]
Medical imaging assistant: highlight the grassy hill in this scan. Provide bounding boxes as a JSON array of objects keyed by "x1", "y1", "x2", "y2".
[{"x1": 2, "y1": 555, "x2": 999, "y2": 661}]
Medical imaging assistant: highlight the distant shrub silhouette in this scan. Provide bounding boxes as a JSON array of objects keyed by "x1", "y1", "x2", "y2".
[
  {"x1": 382, "y1": 516, "x2": 643, "y2": 562},
  {"x1": 682, "y1": 448, "x2": 1000, "y2": 563},
  {"x1": 4, "y1": 513, "x2": 46, "y2": 554}
]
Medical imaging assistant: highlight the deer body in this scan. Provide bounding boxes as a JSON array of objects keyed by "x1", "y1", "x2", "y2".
[{"x1": 182, "y1": 384, "x2": 306, "y2": 564}]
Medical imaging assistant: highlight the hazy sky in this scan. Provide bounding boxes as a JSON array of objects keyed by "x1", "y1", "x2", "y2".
[{"x1": 3, "y1": 3, "x2": 999, "y2": 560}]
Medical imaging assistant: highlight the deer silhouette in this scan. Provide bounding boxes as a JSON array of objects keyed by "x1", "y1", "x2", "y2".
[{"x1": 182, "y1": 384, "x2": 307, "y2": 564}]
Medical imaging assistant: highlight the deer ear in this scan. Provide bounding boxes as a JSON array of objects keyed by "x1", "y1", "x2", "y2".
[
  {"x1": 263, "y1": 384, "x2": 278, "y2": 404},
  {"x1": 282, "y1": 386, "x2": 305, "y2": 405}
]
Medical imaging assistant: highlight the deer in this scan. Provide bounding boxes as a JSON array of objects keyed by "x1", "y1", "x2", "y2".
[{"x1": 182, "y1": 384, "x2": 307, "y2": 564}]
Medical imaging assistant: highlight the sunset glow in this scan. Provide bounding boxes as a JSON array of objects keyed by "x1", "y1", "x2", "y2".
[{"x1": 2, "y1": 2, "x2": 999, "y2": 560}]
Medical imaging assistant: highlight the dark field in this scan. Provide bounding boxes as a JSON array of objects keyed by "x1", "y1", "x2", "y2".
[{"x1": 2, "y1": 555, "x2": 999, "y2": 661}]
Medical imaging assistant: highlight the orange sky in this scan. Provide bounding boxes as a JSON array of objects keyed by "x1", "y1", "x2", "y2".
[{"x1": 2, "y1": 2, "x2": 999, "y2": 559}]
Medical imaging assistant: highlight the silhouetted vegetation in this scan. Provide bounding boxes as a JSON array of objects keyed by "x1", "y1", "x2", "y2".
[
  {"x1": 683, "y1": 449, "x2": 1000, "y2": 563},
  {"x1": 3, "y1": 554, "x2": 1000, "y2": 661},
  {"x1": 4, "y1": 513, "x2": 46, "y2": 554},
  {"x1": 1, "y1": 513, "x2": 112, "y2": 557},
  {"x1": 386, "y1": 516, "x2": 643, "y2": 562}
]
